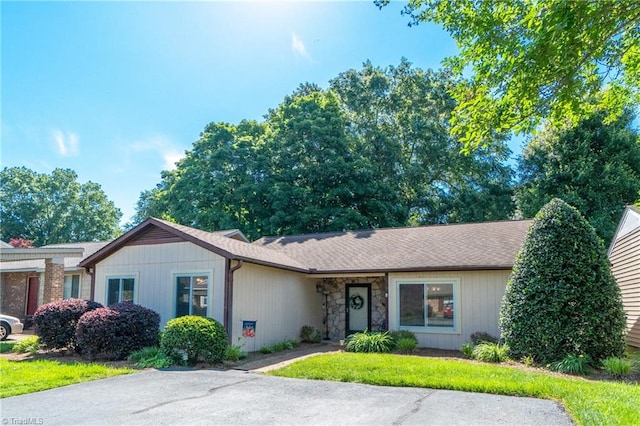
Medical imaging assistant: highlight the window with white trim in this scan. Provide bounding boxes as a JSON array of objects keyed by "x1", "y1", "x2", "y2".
[
  {"x1": 107, "y1": 277, "x2": 135, "y2": 305},
  {"x1": 63, "y1": 274, "x2": 80, "y2": 299},
  {"x1": 175, "y1": 274, "x2": 208, "y2": 317},
  {"x1": 398, "y1": 281, "x2": 458, "y2": 330}
]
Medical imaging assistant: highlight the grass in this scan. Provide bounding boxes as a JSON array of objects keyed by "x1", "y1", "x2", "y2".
[
  {"x1": 0, "y1": 358, "x2": 134, "y2": 398},
  {"x1": 269, "y1": 353, "x2": 639, "y2": 425},
  {"x1": 260, "y1": 338, "x2": 299, "y2": 354}
]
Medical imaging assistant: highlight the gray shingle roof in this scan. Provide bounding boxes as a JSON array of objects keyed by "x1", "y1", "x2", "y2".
[
  {"x1": 0, "y1": 241, "x2": 110, "y2": 272},
  {"x1": 253, "y1": 220, "x2": 532, "y2": 272}
]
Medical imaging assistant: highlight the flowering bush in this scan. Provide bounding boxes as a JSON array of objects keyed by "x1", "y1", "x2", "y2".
[
  {"x1": 75, "y1": 302, "x2": 160, "y2": 360},
  {"x1": 33, "y1": 298, "x2": 103, "y2": 350}
]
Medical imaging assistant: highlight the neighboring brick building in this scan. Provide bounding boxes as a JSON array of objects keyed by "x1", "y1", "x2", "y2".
[{"x1": 0, "y1": 242, "x2": 107, "y2": 324}]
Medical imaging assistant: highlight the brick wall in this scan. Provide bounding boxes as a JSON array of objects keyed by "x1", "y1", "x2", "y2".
[
  {"x1": 1, "y1": 272, "x2": 29, "y2": 318},
  {"x1": 43, "y1": 260, "x2": 65, "y2": 303}
]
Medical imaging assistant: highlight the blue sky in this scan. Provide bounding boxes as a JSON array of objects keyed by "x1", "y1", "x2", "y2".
[{"x1": 2, "y1": 1, "x2": 497, "y2": 226}]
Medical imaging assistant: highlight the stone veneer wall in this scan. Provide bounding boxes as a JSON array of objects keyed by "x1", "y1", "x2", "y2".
[
  {"x1": 319, "y1": 276, "x2": 388, "y2": 339},
  {"x1": 1, "y1": 272, "x2": 30, "y2": 318}
]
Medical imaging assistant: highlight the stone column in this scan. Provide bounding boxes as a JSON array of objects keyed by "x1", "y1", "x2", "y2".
[{"x1": 43, "y1": 258, "x2": 65, "y2": 303}]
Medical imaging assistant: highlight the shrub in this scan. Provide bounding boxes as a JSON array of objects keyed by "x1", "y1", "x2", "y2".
[
  {"x1": 345, "y1": 330, "x2": 394, "y2": 353},
  {"x1": 160, "y1": 316, "x2": 227, "y2": 366},
  {"x1": 470, "y1": 332, "x2": 499, "y2": 345},
  {"x1": 390, "y1": 330, "x2": 418, "y2": 346},
  {"x1": 396, "y1": 337, "x2": 417, "y2": 354},
  {"x1": 224, "y1": 344, "x2": 248, "y2": 362},
  {"x1": 12, "y1": 336, "x2": 40, "y2": 355},
  {"x1": 128, "y1": 346, "x2": 174, "y2": 369},
  {"x1": 601, "y1": 357, "x2": 633, "y2": 378},
  {"x1": 260, "y1": 339, "x2": 299, "y2": 354},
  {"x1": 75, "y1": 302, "x2": 160, "y2": 360},
  {"x1": 550, "y1": 354, "x2": 592, "y2": 375},
  {"x1": 500, "y1": 199, "x2": 627, "y2": 364},
  {"x1": 300, "y1": 325, "x2": 322, "y2": 343},
  {"x1": 472, "y1": 342, "x2": 510, "y2": 363},
  {"x1": 33, "y1": 298, "x2": 103, "y2": 350},
  {"x1": 461, "y1": 343, "x2": 474, "y2": 359}
]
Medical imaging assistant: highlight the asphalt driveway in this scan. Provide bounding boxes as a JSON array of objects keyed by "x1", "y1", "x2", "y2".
[{"x1": 1, "y1": 368, "x2": 571, "y2": 425}]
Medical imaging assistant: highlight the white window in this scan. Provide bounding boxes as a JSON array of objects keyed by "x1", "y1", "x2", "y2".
[
  {"x1": 175, "y1": 274, "x2": 209, "y2": 317},
  {"x1": 107, "y1": 277, "x2": 135, "y2": 305},
  {"x1": 398, "y1": 280, "x2": 459, "y2": 331},
  {"x1": 63, "y1": 275, "x2": 80, "y2": 299}
]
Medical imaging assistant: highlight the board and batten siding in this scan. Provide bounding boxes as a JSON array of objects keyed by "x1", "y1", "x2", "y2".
[
  {"x1": 388, "y1": 270, "x2": 511, "y2": 350},
  {"x1": 610, "y1": 226, "x2": 640, "y2": 348},
  {"x1": 231, "y1": 263, "x2": 322, "y2": 351},
  {"x1": 94, "y1": 242, "x2": 226, "y2": 327}
]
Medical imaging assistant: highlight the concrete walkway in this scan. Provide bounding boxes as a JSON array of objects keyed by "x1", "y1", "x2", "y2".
[{"x1": 2, "y1": 364, "x2": 572, "y2": 426}]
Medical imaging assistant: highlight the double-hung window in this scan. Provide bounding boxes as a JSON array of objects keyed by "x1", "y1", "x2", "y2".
[
  {"x1": 107, "y1": 277, "x2": 135, "y2": 305},
  {"x1": 63, "y1": 275, "x2": 80, "y2": 299},
  {"x1": 175, "y1": 274, "x2": 208, "y2": 317},
  {"x1": 398, "y1": 280, "x2": 459, "y2": 331}
]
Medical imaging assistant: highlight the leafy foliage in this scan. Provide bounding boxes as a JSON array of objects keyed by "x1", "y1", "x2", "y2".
[
  {"x1": 9, "y1": 238, "x2": 33, "y2": 248},
  {"x1": 461, "y1": 343, "x2": 474, "y2": 359},
  {"x1": 550, "y1": 354, "x2": 592, "y2": 376},
  {"x1": 128, "y1": 346, "x2": 174, "y2": 369},
  {"x1": 300, "y1": 325, "x2": 322, "y2": 343},
  {"x1": 345, "y1": 330, "x2": 394, "y2": 353},
  {"x1": 469, "y1": 331, "x2": 499, "y2": 345},
  {"x1": 500, "y1": 198, "x2": 627, "y2": 364},
  {"x1": 377, "y1": 0, "x2": 640, "y2": 151},
  {"x1": 160, "y1": 316, "x2": 228, "y2": 365},
  {"x1": 132, "y1": 61, "x2": 515, "y2": 238},
  {"x1": 75, "y1": 302, "x2": 160, "y2": 360},
  {"x1": 601, "y1": 357, "x2": 634, "y2": 378},
  {"x1": 516, "y1": 110, "x2": 640, "y2": 242},
  {"x1": 0, "y1": 167, "x2": 122, "y2": 246},
  {"x1": 34, "y1": 298, "x2": 103, "y2": 350},
  {"x1": 472, "y1": 342, "x2": 510, "y2": 363},
  {"x1": 390, "y1": 329, "x2": 418, "y2": 345},
  {"x1": 224, "y1": 343, "x2": 247, "y2": 362},
  {"x1": 395, "y1": 337, "x2": 417, "y2": 354},
  {"x1": 260, "y1": 339, "x2": 299, "y2": 354},
  {"x1": 12, "y1": 336, "x2": 40, "y2": 355}
]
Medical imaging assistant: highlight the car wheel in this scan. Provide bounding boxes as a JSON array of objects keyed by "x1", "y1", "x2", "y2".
[{"x1": 0, "y1": 322, "x2": 8, "y2": 340}]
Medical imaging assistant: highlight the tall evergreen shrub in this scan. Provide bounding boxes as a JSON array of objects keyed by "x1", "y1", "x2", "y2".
[{"x1": 500, "y1": 198, "x2": 626, "y2": 364}]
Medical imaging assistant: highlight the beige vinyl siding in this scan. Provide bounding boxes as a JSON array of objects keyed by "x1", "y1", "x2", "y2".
[
  {"x1": 94, "y1": 242, "x2": 226, "y2": 326},
  {"x1": 232, "y1": 263, "x2": 322, "y2": 350},
  {"x1": 610, "y1": 227, "x2": 640, "y2": 348},
  {"x1": 389, "y1": 270, "x2": 511, "y2": 350}
]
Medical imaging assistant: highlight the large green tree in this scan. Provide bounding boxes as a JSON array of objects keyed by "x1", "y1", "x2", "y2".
[
  {"x1": 516, "y1": 110, "x2": 640, "y2": 243},
  {"x1": 377, "y1": 0, "x2": 640, "y2": 151},
  {"x1": 133, "y1": 62, "x2": 515, "y2": 238},
  {"x1": 330, "y1": 60, "x2": 515, "y2": 224},
  {"x1": 500, "y1": 198, "x2": 626, "y2": 364},
  {"x1": 0, "y1": 167, "x2": 122, "y2": 246}
]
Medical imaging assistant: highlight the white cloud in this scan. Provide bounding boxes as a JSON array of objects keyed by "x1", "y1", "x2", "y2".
[
  {"x1": 52, "y1": 129, "x2": 79, "y2": 156},
  {"x1": 129, "y1": 136, "x2": 184, "y2": 171},
  {"x1": 292, "y1": 33, "x2": 311, "y2": 61}
]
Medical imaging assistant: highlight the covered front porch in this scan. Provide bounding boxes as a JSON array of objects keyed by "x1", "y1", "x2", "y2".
[{"x1": 313, "y1": 275, "x2": 388, "y2": 339}]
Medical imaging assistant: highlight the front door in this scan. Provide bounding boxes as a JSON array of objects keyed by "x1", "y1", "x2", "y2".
[
  {"x1": 26, "y1": 276, "x2": 40, "y2": 315},
  {"x1": 346, "y1": 284, "x2": 371, "y2": 336}
]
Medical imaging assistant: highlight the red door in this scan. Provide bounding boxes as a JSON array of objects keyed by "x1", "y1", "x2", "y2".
[{"x1": 26, "y1": 276, "x2": 40, "y2": 315}]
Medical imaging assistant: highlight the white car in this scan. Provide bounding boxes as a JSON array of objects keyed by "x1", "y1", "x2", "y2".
[{"x1": 0, "y1": 314, "x2": 24, "y2": 340}]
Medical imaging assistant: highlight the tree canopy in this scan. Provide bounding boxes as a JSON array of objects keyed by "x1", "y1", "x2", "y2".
[
  {"x1": 377, "y1": 0, "x2": 640, "y2": 151},
  {"x1": 133, "y1": 61, "x2": 515, "y2": 239},
  {"x1": 516, "y1": 110, "x2": 640, "y2": 243},
  {"x1": 500, "y1": 198, "x2": 627, "y2": 364},
  {"x1": 0, "y1": 167, "x2": 122, "y2": 246}
]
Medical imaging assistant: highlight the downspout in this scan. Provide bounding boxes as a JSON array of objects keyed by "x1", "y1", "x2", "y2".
[
  {"x1": 224, "y1": 258, "x2": 243, "y2": 343},
  {"x1": 86, "y1": 267, "x2": 96, "y2": 301},
  {"x1": 384, "y1": 272, "x2": 389, "y2": 331}
]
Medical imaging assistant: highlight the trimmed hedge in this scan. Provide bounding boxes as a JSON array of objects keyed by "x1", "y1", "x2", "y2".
[
  {"x1": 160, "y1": 316, "x2": 227, "y2": 366},
  {"x1": 75, "y1": 302, "x2": 160, "y2": 360},
  {"x1": 33, "y1": 298, "x2": 103, "y2": 350},
  {"x1": 500, "y1": 198, "x2": 627, "y2": 364}
]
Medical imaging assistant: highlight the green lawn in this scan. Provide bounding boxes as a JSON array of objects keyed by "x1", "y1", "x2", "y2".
[
  {"x1": 0, "y1": 358, "x2": 134, "y2": 398},
  {"x1": 269, "y1": 353, "x2": 639, "y2": 425}
]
